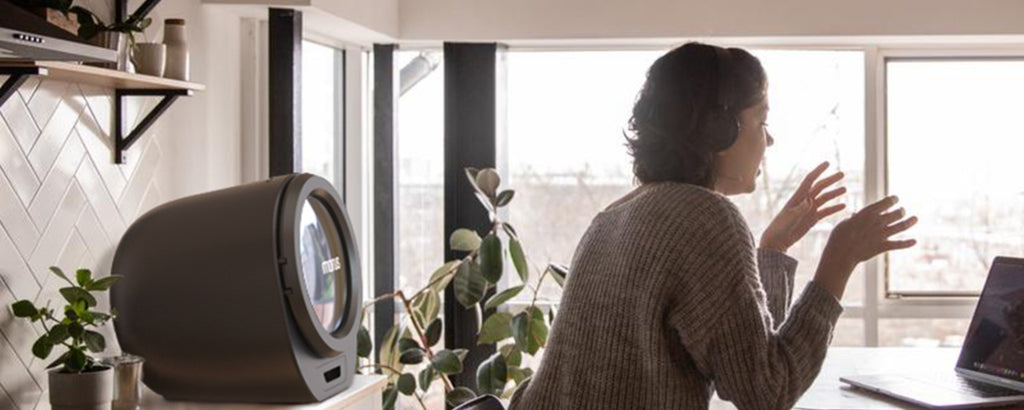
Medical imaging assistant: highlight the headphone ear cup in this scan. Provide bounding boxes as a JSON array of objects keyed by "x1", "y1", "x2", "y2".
[{"x1": 705, "y1": 110, "x2": 739, "y2": 152}]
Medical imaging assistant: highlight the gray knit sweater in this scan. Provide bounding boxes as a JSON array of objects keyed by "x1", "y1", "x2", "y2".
[{"x1": 509, "y1": 182, "x2": 843, "y2": 410}]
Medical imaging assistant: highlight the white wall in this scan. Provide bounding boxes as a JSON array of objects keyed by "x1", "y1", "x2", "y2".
[
  {"x1": 399, "y1": 0, "x2": 1024, "y2": 42},
  {"x1": 0, "y1": 1, "x2": 243, "y2": 407}
]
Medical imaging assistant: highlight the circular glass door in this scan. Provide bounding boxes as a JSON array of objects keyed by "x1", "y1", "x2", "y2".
[{"x1": 297, "y1": 196, "x2": 348, "y2": 333}]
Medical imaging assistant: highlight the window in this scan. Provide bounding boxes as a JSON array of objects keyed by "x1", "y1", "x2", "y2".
[
  {"x1": 886, "y1": 59, "x2": 1024, "y2": 296},
  {"x1": 504, "y1": 49, "x2": 865, "y2": 312},
  {"x1": 505, "y1": 51, "x2": 659, "y2": 301},
  {"x1": 301, "y1": 40, "x2": 345, "y2": 189},
  {"x1": 395, "y1": 49, "x2": 445, "y2": 410},
  {"x1": 396, "y1": 51, "x2": 445, "y2": 293},
  {"x1": 388, "y1": 44, "x2": 1024, "y2": 353},
  {"x1": 735, "y1": 49, "x2": 866, "y2": 303}
]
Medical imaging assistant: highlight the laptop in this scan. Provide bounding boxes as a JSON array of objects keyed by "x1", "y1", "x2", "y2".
[{"x1": 841, "y1": 256, "x2": 1024, "y2": 409}]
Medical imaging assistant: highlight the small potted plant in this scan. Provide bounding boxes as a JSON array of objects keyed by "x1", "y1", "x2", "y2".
[
  {"x1": 71, "y1": 6, "x2": 152, "y2": 71},
  {"x1": 10, "y1": 267, "x2": 121, "y2": 410},
  {"x1": 9, "y1": 0, "x2": 81, "y2": 36}
]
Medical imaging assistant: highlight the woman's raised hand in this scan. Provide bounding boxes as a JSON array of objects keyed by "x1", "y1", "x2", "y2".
[
  {"x1": 760, "y1": 161, "x2": 847, "y2": 254},
  {"x1": 814, "y1": 195, "x2": 919, "y2": 299}
]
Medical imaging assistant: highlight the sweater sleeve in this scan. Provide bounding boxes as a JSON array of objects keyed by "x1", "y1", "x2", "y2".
[
  {"x1": 757, "y1": 248, "x2": 798, "y2": 328},
  {"x1": 668, "y1": 199, "x2": 843, "y2": 410}
]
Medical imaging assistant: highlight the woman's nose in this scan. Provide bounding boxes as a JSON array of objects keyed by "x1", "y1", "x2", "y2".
[{"x1": 766, "y1": 131, "x2": 775, "y2": 147}]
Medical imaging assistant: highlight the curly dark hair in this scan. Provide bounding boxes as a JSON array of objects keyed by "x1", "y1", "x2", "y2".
[{"x1": 625, "y1": 42, "x2": 767, "y2": 187}]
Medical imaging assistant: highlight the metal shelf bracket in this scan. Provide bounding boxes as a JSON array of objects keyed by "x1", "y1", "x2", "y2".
[
  {"x1": 0, "y1": 67, "x2": 45, "y2": 107},
  {"x1": 114, "y1": 89, "x2": 191, "y2": 163}
]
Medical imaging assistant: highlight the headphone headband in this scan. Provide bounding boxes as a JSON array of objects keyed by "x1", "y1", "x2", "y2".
[{"x1": 713, "y1": 46, "x2": 733, "y2": 111}]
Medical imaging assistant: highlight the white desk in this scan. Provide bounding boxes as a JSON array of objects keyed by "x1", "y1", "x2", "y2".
[
  {"x1": 711, "y1": 347, "x2": 963, "y2": 409},
  {"x1": 137, "y1": 375, "x2": 387, "y2": 410}
]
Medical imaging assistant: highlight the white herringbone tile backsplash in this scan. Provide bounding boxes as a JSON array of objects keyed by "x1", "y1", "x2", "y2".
[{"x1": 0, "y1": 75, "x2": 163, "y2": 409}]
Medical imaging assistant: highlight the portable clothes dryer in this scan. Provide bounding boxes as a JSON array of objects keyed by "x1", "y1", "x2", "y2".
[{"x1": 111, "y1": 173, "x2": 361, "y2": 403}]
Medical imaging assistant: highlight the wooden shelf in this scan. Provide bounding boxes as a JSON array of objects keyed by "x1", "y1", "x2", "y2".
[
  {"x1": 0, "y1": 60, "x2": 205, "y2": 163},
  {"x1": 0, "y1": 60, "x2": 205, "y2": 91}
]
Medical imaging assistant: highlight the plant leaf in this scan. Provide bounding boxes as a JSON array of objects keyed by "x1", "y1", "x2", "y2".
[
  {"x1": 475, "y1": 168, "x2": 501, "y2": 199},
  {"x1": 32, "y1": 335, "x2": 53, "y2": 359},
  {"x1": 87, "y1": 275, "x2": 121, "y2": 291},
  {"x1": 11, "y1": 300, "x2": 37, "y2": 318},
  {"x1": 474, "y1": 191, "x2": 496, "y2": 214},
  {"x1": 450, "y1": 229, "x2": 482, "y2": 252},
  {"x1": 414, "y1": 289, "x2": 441, "y2": 325},
  {"x1": 430, "y1": 349, "x2": 464, "y2": 375},
  {"x1": 398, "y1": 337, "x2": 421, "y2": 353},
  {"x1": 418, "y1": 365, "x2": 436, "y2": 391},
  {"x1": 512, "y1": 307, "x2": 548, "y2": 355},
  {"x1": 49, "y1": 266, "x2": 72, "y2": 285},
  {"x1": 48, "y1": 324, "x2": 70, "y2": 345},
  {"x1": 379, "y1": 326, "x2": 403, "y2": 375},
  {"x1": 547, "y1": 264, "x2": 569, "y2": 288},
  {"x1": 502, "y1": 222, "x2": 519, "y2": 239},
  {"x1": 508, "y1": 366, "x2": 533, "y2": 384},
  {"x1": 509, "y1": 239, "x2": 529, "y2": 283},
  {"x1": 68, "y1": 322, "x2": 84, "y2": 338},
  {"x1": 500, "y1": 344, "x2": 523, "y2": 367},
  {"x1": 75, "y1": 269, "x2": 92, "y2": 287},
  {"x1": 476, "y1": 353, "x2": 508, "y2": 396},
  {"x1": 495, "y1": 189, "x2": 515, "y2": 207},
  {"x1": 382, "y1": 386, "x2": 398, "y2": 410},
  {"x1": 60, "y1": 287, "x2": 97, "y2": 308},
  {"x1": 396, "y1": 373, "x2": 416, "y2": 395},
  {"x1": 398, "y1": 348, "x2": 424, "y2": 365},
  {"x1": 428, "y1": 260, "x2": 459, "y2": 293},
  {"x1": 425, "y1": 318, "x2": 442, "y2": 347},
  {"x1": 453, "y1": 261, "x2": 486, "y2": 307},
  {"x1": 478, "y1": 233, "x2": 503, "y2": 284},
  {"x1": 446, "y1": 387, "x2": 477, "y2": 408},
  {"x1": 357, "y1": 326, "x2": 372, "y2": 358},
  {"x1": 477, "y1": 312, "x2": 514, "y2": 344},
  {"x1": 83, "y1": 330, "x2": 105, "y2": 353},
  {"x1": 464, "y1": 167, "x2": 481, "y2": 187},
  {"x1": 485, "y1": 285, "x2": 524, "y2": 310},
  {"x1": 45, "y1": 351, "x2": 71, "y2": 370}
]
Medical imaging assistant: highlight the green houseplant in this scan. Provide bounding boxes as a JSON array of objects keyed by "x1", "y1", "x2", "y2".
[
  {"x1": 357, "y1": 168, "x2": 567, "y2": 409},
  {"x1": 10, "y1": 267, "x2": 121, "y2": 409},
  {"x1": 70, "y1": 5, "x2": 152, "y2": 71}
]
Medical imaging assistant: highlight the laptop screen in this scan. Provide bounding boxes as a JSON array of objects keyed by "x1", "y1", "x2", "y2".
[{"x1": 957, "y1": 257, "x2": 1024, "y2": 382}]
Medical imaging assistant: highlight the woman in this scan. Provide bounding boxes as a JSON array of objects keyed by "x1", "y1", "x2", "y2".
[{"x1": 509, "y1": 43, "x2": 917, "y2": 409}]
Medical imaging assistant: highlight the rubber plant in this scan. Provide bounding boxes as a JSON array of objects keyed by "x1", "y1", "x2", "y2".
[
  {"x1": 10, "y1": 267, "x2": 121, "y2": 373},
  {"x1": 357, "y1": 168, "x2": 567, "y2": 409}
]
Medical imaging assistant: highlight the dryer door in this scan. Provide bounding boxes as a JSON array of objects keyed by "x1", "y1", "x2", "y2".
[{"x1": 279, "y1": 174, "x2": 361, "y2": 357}]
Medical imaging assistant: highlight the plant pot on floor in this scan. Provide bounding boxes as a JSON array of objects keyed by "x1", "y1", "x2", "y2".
[{"x1": 48, "y1": 367, "x2": 113, "y2": 410}]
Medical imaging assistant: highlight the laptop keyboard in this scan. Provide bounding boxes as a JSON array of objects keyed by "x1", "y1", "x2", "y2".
[{"x1": 948, "y1": 376, "x2": 1023, "y2": 398}]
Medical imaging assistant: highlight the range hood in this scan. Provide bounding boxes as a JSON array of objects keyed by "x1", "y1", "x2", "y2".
[{"x1": 0, "y1": 1, "x2": 115, "y2": 62}]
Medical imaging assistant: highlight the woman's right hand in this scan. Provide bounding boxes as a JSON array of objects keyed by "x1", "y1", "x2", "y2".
[{"x1": 813, "y1": 195, "x2": 919, "y2": 299}]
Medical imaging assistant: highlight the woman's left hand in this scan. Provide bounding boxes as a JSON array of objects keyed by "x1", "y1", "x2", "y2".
[{"x1": 760, "y1": 161, "x2": 847, "y2": 254}]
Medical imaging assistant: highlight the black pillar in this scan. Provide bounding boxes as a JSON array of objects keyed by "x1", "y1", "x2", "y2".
[
  {"x1": 268, "y1": 8, "x2": 302, "y2": 177},
  {"x1": 443, "y1": 42, "x2": 499, "y2": 391},
  {"x1": 373, "y1": 44, "x2": 397, "y2": 362}
]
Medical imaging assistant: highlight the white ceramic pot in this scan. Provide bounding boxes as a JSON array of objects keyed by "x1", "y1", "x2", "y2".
[{"x1": 48, "y1": 367, "x2": 113, "y2": 410}]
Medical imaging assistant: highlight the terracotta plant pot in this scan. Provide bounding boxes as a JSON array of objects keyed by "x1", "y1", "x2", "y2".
[
  {"x1": 48, "y1": 367, "x2": 113, "y2": 410},
  {"x1": 30, "y1": 7, "x2": 81, "y2": 36}
]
